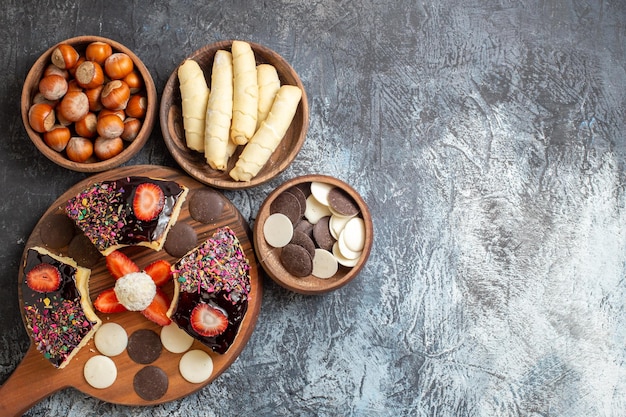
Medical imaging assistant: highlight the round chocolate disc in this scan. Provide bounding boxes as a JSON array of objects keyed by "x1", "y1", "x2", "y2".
[
  {"x1": 285, "y1": 187, "x2": 307, "y2": 217},
  {"x1": 270, "y1": 191, "x2": 302, "y2": 225},
  {"x1": 39, "y1": 213, "x2": 76, "y2": 249},
  {"x1": 294, "y1": 182, "x2": 312, "y2": 198},
  {"x1": 280, "y1": 243, "x2": 313, "y2": 277},
  {"x1": 294, "y1": 219, "x2": 314, "y2": 239},
  {"x1": 127, "y1": 329, "x2": 162, "y2": 364},
  {"x1": 67, "y1": 233, "x2": 102, "y2": 268},
  {"x1": 189, "y1": 188, "x2": 224, "y2": 224},
  {"x1": 133, "y1": 365, "x2": 169, "y2": 401},
  {"x1": 328, "y1": 187, "x2": 360, "y2": 217},
  {"x1": 312, "y1": 216, "x2": 335, "y2": 251},
  {"x1": 164, "y1": 222, "x2": 197, "y2": 257},
  {"x1": 290, "y1": 230, "x2": 316, "y2": 258}
]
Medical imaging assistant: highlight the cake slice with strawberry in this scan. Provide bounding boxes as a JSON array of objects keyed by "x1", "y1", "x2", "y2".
[
  {"x1": 65, "y1": 176, "x2": 188, "y2": 255},
  {"x1": 168, "y1": 226, "x2": 251, "y2": 354},
  {"x1": 21, "y1": 246, "x2": 102, "y2": 369}
]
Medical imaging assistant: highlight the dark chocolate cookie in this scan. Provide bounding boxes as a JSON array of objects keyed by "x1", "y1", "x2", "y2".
[
  {"x1": 40, "y1": 213, "x2": 76, "y2": 249},
  {"x1": 285, "y1": 186, "x2": 307, "y2": 217},
  {"x1": 189, "y1": 188, "x2": 224, "y2": 224},
  {"x1": 290, "y1": 230, "x2": 316, "y2": 258},
  {"x1": 127, "y1": 329, "x2": 162, "y2": 364},
  {"x1": 164, "y1": 222, "x2": 197, "y2": 257},
  {"x1": 280, "y1": 243, "x2": 313, "y2": 277},
  {"x1": 294, "y1": 219, "x2": 314, "y2": 238},
  {"x1": 270, "y1": 191, "x2": 302, "y2": 225},
  {"x1": 328, "y1": 187, "x2": 360, "y2": 217},
  {"x1": 133, "y1": 365, "x2": 169, "y2": 401},
  {"x1": 312, "y1": 216, "x2": 335, "y2": 251}
]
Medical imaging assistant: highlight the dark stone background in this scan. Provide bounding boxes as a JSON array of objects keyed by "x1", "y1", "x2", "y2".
[{"x1": 1, "y1": 1, "x2": 626, "y2": 416}]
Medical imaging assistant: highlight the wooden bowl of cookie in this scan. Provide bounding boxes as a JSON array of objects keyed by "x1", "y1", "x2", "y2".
[
  {"x1": 160, "y1": 39, "x2": 309, "y2": 189},
  {"x1": 253, "y1": 174, "x2": 373, "y2": 294},
  {"x1": 21, "y1": 35, "x2": 157, "y2": 172}
]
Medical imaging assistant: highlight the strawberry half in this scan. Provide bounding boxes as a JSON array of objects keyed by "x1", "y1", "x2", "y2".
[
  {"x1": 26, "y1": 263, "x2": 61, "y2": 293},
  {"x1": 133, "y1": 183, "x2": 165, "y2": 221},
  {"x1": 144, "y1": 259, "x2": 172, "y2": 287},
  {"x1": 141, "y1": 288, "x2": 171, "y2": 326},
  {"x1": 106, "y1": 250, "x2": 140, "y2": 279},
  {"x1": 94, "y1": 288, "x2": 127, "y2": 313},
  {"x1": 190, "y1": 303, "x2": 228, "y2": 337}
]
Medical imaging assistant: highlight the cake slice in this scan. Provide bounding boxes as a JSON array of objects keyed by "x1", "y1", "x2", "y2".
[
  {"x1": 21, "y1": 246, "x2": 102, "y2": 369},
  {"x1": 65, "y1": 176, "x2": 188, "y2": 256},
  {"x1": 168, "y1": 227, "x2": 251, "y2": 354}
]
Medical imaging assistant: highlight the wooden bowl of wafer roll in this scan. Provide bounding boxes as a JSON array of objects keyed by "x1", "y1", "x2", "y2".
[{"x1": 160, "y1": 40, "x2": 309, "y2": 189}]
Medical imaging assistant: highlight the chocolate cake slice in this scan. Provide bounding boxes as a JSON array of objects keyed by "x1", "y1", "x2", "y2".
[
  {"x1": 21, "y1": 246, "x2": 101, "y2": 369},
  {"x1": 65, "y1": 176, "x2": 188, "y2": 256},
  {"x1": 168, "y1": 227, "x2": 251, "y2": 354}
]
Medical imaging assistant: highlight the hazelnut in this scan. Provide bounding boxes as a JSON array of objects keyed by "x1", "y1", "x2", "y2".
[
  {"x1": 75, "y1": 61, "x2": 104, "y2": 89},
  {"x1": 101, "y1": 80, "x2": 130, "y2": 110},
  {"x1": 58, "y1": 91, "x2": 89, "y2": 122},
  {"x1": 97, "y1": 113, "x2": 125, "y2": 139},
  {"x1": 85, "y1": 41, "x2": 113, "y2": 65},
  {"x1": 51, "y1": 44, "x2": 80, "y2": 70},
  {"x1": 125, "y1": 94, "x2": 147, "y2": 119},
  {"x1": 104, "y1": 52, "x2": 134, "y2": 80},
  {"x1": 38, "y1": 74, "x2": 68, "y2": 101},
  {"x1": 28, "y1": 102, "x2": 56, "y2": 133},
  {"x1": 94, "y1": 136, "x2": 124, "y2": 160},
  {"x1": 121, "y1": 117, "x2": 142, "y2": 142},
  {"x1": 75, "y1": 113, "x2": 98, "y2": 138},
  {"x1": 66, "y1": 136, "x2": 94, "y2": 162},
  {"x1": 43, "y1": 125, "x2": 71, "y2": 152}
]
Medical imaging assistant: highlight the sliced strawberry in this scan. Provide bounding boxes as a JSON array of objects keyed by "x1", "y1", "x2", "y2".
[
  {"x1": 141, "y1": 288, "x2": 171, "y2": 326},
  {"x1": 190, "y1": 303, "x2": 228, "y2": 337},
  {"x1": 133, "y1": 183, "x2": 165, "y2": 221},
  {"x1": 106, "y1": 250, "x2": 139, "y2": 279},
  {"x1": 94, "y1": 288, "x2": 127, "y2": 313},
  {"x1": 26, "y1": 263, "x2": 61, "y2": 293},
  {"x1": 143, "y1": 259, "x2": 172, "y2": 287}
]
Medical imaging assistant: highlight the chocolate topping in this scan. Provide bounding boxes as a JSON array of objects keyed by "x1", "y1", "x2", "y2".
[
  {"x1": 65, "y1": 176, "x2": 186, "y2": 253},
  {"x1": 68, "y1": 234, "x2": 102, "y2": 268},
  {"x1": 171, "y1": 227, "x2": 250, "y2": 354}
]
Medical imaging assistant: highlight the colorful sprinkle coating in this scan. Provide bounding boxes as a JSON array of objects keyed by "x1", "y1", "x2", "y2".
[
  {"x1": 65, "y1": 181, "x2": 128, "y2": 251},
  {"x1": 65, "y1": 177, "x2": 186, "y2": 253},
  {"x1": 173, "y1": 227, "x2": 251, "y2": 304},
  {"x1": 24, "y1": 296, "x2": 94, "y2": 368}
]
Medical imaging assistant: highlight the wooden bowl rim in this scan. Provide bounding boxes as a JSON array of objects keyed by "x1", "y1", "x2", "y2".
[
  {"x1": 253, "y1": 174, "x2": 373, "y2": 294},
  {"x1": 159, "y1": 39, "x2": 309, "y2": 190},
  {"x1": 20, "y1": 35, "x2": 157, "y2": 173}
]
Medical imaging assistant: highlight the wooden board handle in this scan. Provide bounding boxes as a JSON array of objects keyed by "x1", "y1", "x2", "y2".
[{"x1": 0, "y1": 344, "x2": 67, "y2": 416}]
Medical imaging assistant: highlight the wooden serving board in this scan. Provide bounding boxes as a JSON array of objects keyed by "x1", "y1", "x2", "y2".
[{"x1": 0, "y1": 165, "x2": 262, "y2": 416}]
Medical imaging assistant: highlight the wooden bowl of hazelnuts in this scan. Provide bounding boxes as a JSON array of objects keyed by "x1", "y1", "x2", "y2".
[{"x1": 21, "y1": 36, "x2": 157, "y2": 172}]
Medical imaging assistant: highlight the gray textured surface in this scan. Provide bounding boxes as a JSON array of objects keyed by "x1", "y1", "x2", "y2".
[{"x1": 1, "y1": 0, "x2": 626, "y2": 416}]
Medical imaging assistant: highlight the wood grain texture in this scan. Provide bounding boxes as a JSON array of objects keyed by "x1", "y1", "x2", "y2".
[{"x1": 0, "y1": 165, "x2": 261, "y2": 416}]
